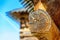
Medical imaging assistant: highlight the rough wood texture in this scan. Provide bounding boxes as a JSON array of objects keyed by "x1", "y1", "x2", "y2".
[
  {"x1": 33, "y1": 0, "x2": 60, "y2": 40},
  {"x1": 32, "y1": 0, "x2": 60, "y2": 30},
  {"x1": 41, "y1": 0, "x2": 60, "y2": 30},
  {"x1": 29, "y1": 9, "x2": 60, "y2": 40}
]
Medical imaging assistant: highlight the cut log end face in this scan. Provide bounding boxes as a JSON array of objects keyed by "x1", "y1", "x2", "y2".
[{"x1": 29, "y1": 9, "x2": 51, "y2": 32}]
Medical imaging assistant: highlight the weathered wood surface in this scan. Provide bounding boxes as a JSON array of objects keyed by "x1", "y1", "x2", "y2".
[
  {"x1": 31, "y1": 0, "x2": 60, "y2": 30},
  {"x1": 41, "y1": 0, "x2": 60, "y2": 30},
  {"x1": 33, "y1": 0, "x2": 60, "y2": 40}
]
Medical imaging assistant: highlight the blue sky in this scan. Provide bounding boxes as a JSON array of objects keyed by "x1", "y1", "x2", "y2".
[{"x1": 0, "y1": 0, "x2": 23, "y2": 40}]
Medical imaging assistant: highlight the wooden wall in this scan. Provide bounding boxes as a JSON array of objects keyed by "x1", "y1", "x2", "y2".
[
  {"x1": 32, "y1": 0, "x2": 60, "y2": 29},
  {"x1": 41, "y1": 0, "x2": 60, "y2": 29}
]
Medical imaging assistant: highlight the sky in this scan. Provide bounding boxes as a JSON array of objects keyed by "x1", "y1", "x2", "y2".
[{"x1": 0, "y1": 0, "x2": 23, "y2": 40}]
